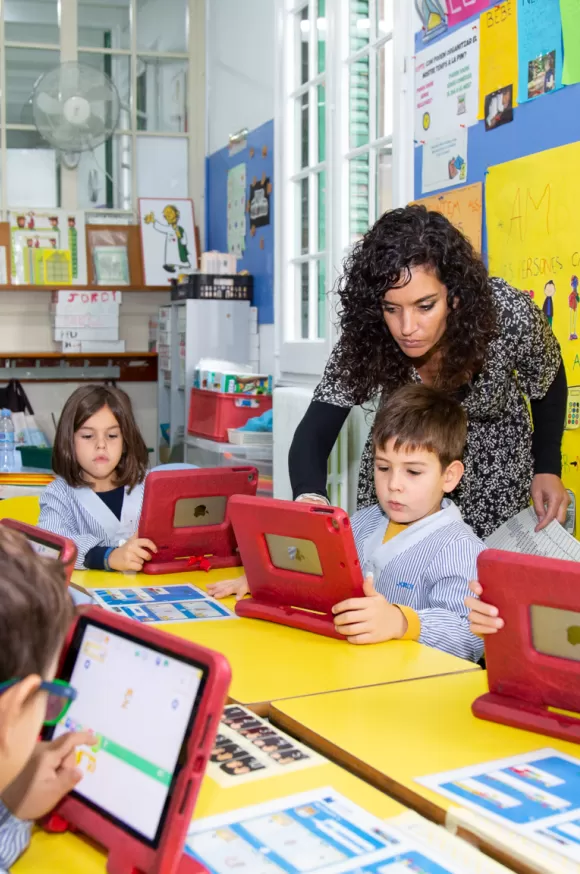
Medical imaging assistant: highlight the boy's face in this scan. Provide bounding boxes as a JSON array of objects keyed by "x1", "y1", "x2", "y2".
[
  {"x1": 373, "y1": 439, "x2": 464, "y2": 524},
  {"x1": 0, "y1": 656, "x2": 57, "y2": 790}
]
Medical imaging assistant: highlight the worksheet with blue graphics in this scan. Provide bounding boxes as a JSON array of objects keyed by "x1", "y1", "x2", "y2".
[
  {"x1": 92, "y1": 583, "x2": 236, "y2": 624},
  {"x1": 185, "y1": 788, "x2": 481, "y2": 874},
  {"x1": 417, "y1": 749, "x2": 580, "y2": 863}
]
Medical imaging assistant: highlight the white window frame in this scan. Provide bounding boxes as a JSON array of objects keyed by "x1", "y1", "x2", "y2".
[{"x1": 275, "y1": 0, "x2": 414, "y2": 384}]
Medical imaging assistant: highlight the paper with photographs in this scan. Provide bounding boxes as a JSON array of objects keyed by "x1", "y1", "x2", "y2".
[{"x1": 208, "y1": 705, "x2": 324, "y2": 786}]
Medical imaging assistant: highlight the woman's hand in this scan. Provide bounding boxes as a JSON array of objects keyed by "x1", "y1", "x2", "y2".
[
  {"x1": 295, "y1": 494, "x2": 329, "y2": 506},
  {"x1": 108, "y1": 535, "x2": 157, "y2": 572},
  {"x1": 332, "y1": 575, "x2": 407, "y2": 644},
  {"x1": 531, "y1": 474, "x2": 569, "y2": 531},
  {"x1": 465, "y1": 580, "x2": 504, "y2": 636},
  {"x1": 207, "y1": 575, "x2": 249, "y2": 601}
]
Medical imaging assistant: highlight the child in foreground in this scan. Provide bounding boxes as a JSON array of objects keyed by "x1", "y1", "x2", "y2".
[
  {"x1": 0, "y1": 527, "x2": 92, "y2": 872},
  {"x1": 39, "y1": 385, "x2": 157, "y2": 572},
  {"x1": 210, "y1": 385, "x2": 484, "y2": 662}
]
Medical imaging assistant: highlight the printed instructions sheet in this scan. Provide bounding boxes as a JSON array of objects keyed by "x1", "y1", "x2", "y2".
[
  {"x1": 417, "y1": 748, "x2": 580, "y2": 863},
  {"x1": 209, "y1": 705, "x2": 325, "y2": 786},
  {"x1": 485, "y1": 507, "x2": 580, "y2": 561},
  {"x1": 91, "y1": 584, "x2": 236, "y2": 624},
  {"x1": 185, "y1": 787, "x2": 482, "y2": 874}
]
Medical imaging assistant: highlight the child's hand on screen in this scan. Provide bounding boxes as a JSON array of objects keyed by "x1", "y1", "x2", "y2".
[
  {"x1": 1, "y1": 731, "x2": 94, "y2": 821},
  {"x1": 332, "y1": 574, "x2": 407, "y2": 644},
  {"x1": 207, "y1": 575, "x2": 249, "y2": 600},
  {"x1": 465, "y1": 580, "x2": 504, "y2": 636},
  {"x1": 109, "y1": 534, "x2": 157, "y2": 572}
]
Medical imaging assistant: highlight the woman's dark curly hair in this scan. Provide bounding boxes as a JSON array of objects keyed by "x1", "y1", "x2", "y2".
[{"x1": 336, "y1": 204, "x2": 497, "y2": 398}]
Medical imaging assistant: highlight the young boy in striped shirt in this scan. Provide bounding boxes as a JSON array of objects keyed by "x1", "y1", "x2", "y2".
[{"x1": 331, "y1": 384, "x2": 485, "y2": 662}]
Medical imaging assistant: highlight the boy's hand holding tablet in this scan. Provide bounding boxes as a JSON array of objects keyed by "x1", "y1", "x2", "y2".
[{"x1": 332, "y1": 574, "x2": 408, "y2": 644}]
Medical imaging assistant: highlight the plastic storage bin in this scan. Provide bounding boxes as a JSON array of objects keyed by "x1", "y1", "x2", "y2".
[
  {"x1": 185, "y1": 434, "x2": 272, "y2": 497},
  {"x1": 172, "y1": 274, "x2": 253, "y2": 302},
  {"x1": 188, "y1": 388, "x2": 273, "y2": 443}
]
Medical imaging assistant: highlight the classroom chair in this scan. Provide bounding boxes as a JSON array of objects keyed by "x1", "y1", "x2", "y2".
[{"x1": 0, "y1": 496, "x2": 40, "y2": 525}]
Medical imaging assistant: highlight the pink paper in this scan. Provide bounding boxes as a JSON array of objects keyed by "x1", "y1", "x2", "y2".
[{"x1": 447, "y1": 0, "x2": 492, "y2": 27}]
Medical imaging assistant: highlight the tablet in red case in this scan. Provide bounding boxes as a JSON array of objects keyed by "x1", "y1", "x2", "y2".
[
  {"x1": 43, "y1": 606, "x2": 231, "y2": 874},
  {"x1": 139, "y1": 467, "x2": 258, "y2": 574},
  {"x1": 0, "y1": 518, "x2": 77, "y2": 584},
  {"x1": 228, "y1": 496, "x2": 365, "y2": 638},
  {"x1": 473, "y1": 549, "x2": 580, "y2": 743}
]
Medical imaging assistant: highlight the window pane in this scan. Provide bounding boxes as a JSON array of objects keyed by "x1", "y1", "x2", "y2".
[
  {"x1": 317, "y1": 84, "x2": 326, "y2": 162},
  {"x1": 377, "y1": 40, "x2": 394, "y2": 139},
  {"x1": 377, "y1": 0, "x2": 394, "y2": 37},
  {"x1": 137, "y1": 58, "x2": 188, "y2": 132},
  {"x1": 5, "y1": 0, "x2": 59, "y2": 44},
  {"x1": 137, "y1": 136, "x2": 188, "y2": 199},
  {"x1": 317, "y1": 0, "x2": 326, "y2": 73},
  {"x1": 298, "y1": 93, "x2": 309, "y2": 169},
  {"x1": 349, "y1": 154, "x2": 370, "y2": 244},
  {"x1": 6, "y1": 48, "x2": 60, "y2": 125},
  {"x1": 137, "y1": 0, "x2": 188, "y2": 53},
  {"x1": 300, "y1": 262, "x2": 310, "y2": 339},
  {"x1": 349, "y1": 56, "x2": 370, "y2": 148},
  {"x1": 350, "y1": 0, "x2": 370, "y2": 53},
  {"x1": 6, "y1": 129, "x2": 58, "y2": 208},
  {"x1": 317, "y1": 171, "x2": 326, "y2": 251},
  {"x1": 317, "y1": 259, "x2": 326, "y2": 339},
  {"x1": 299, "y1": 6, "x2": 310, "y2": 85},
  {"x1": 377, "y1": 148, "x2": 393, "y2": 219},
  {"x1": 299, "y1": 179, "x2": 309, "y2": 255},
  {"x1": 78, "y1": 134, "x2": 132, "y2": 211},
  {"x1": 78, "y1": 53, "x2": 131, "y2": 131},
  {"x1": 78, "y1": 0, "x2": 131, "y2": 50}
]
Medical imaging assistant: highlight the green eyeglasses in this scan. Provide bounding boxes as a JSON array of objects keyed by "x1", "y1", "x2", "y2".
[{"x1": 0, "y1": 678, "x2": 77, "y2": 726}]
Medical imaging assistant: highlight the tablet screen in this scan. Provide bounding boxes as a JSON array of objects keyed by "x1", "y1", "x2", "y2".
[
  {"x1": 50, "y1": 617, "x2": 207, "y2": 845},
  {"x1": 26, "y1": 534, "x2": 62, "y2": 561}
]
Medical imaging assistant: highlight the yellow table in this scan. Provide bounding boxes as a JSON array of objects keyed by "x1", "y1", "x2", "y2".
[
  {"x1": 73, "y1": 568, "x2": 479, "y2": 710},
  {"x1": 14, "y1": 755, "x2": 405, "y2": 873}
]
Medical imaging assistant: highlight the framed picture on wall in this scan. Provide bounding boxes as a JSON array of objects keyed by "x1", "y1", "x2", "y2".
[{"x1": 138, "y1": 197, "x2": 198, "y2": 286}]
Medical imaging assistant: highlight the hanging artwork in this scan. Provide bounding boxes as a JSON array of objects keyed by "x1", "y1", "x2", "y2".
[
  {"x1": 248, "y1": 173, "x2": 272, "y2": 233},
  {"x1": 138, "y1": 197, "x2": 197, "y2": 286},
  {"x1": 8, "y1": 209, "x2": 87, "y2": 285}
]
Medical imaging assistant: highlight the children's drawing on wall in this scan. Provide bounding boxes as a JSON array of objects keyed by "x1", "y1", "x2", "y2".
[
  {"x1": 570, "y1": 276, "x2": 579, "y2": 340},
  {"x1": 543, "y1": 280, "x2": 556, "y2": 327},
  {"x1": 414, "y1": 0, "x2": 447, "y2": 43},
  {"x1": 248, "y1": 174, "x2": 272, "y2": 236},
  {"x1": 8, "y1": 209, "x2": 87, "y2": 285},
  {"x1": 484, "y1": 85, "x2": 514, "y2": 131},
  {"x1": 528, "y1": 51, "x2": 556, "y2": 99},
  {"x1": 138, "y1": 197, "x2": 197, "y2": 286},
  {"x1": 227, "y1": 163, "x2": 247, "y2": 258}
]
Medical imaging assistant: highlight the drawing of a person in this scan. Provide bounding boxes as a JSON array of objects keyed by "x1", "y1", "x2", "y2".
[
  {"x1": 570, "y1": 276, "x2": 579, "y2": 340},
  {"x1": 144, "y1": 204, "x2": 191, "y2": 273},
  {"x1": 543, "y1": 280, "x2": 556, "y2": 327}
]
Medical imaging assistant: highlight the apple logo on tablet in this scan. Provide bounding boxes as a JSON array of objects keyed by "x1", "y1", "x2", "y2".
[{"x1": 567, "y1": 626, "x2": 580, "y2": 646}]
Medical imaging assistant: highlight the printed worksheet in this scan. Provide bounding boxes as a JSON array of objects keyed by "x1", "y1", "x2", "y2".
[
  {"x1": 185, "y1": 788, "x2": 486, "y2": 874},
  {"x1": 417, "y1": 749, "x2": 580, "y2": 863},
  {"x1": 209, "y1": 705, "x2": 325, "y2": 787},
  {"x1": 92, "y1": 584, "x2": 236, "y2": 624},
  {"x1": 485, "y1": 507, "x2": 580, "y2": 561}
]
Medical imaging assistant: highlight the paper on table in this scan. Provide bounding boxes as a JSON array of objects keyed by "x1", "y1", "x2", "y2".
[{"x1": 485, "y1": 507, "x2": 580, "y2": 562}]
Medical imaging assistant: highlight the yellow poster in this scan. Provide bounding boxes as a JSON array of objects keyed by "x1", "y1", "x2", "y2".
[
  {"x1": 413, "y1": 182, "x2": 483, "y2": 252},
  {"x1": 486, "y1": 142, "x2": 580, "y2": 505},
  {"x1": 478, "y1": 0, "x2": 518, "y2": 120}
]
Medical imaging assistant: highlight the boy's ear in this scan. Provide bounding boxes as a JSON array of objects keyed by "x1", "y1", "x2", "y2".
[
  {"x1": 442, "y1": 459, "x2": 464, "y2": 494},
  {"x1": 0, "y1": 677, "x2": 42, "y2": 751}
]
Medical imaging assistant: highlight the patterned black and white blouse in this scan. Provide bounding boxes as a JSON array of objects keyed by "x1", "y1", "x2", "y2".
[{"x1": 311, "y1": 278, "x2": 562, "y2": 540}]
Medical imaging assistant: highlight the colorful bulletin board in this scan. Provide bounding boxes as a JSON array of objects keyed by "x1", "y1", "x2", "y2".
[
  {"x1": 413, "y1": 0, "x2": 580, "y2": 520},
  {"x1": 413, "y1": 182, "x2": 482, "y2": 252}
]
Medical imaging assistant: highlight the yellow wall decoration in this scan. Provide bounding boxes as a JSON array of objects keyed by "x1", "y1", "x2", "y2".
[
  {"x1": 413, "y1": 183, "x2": 483, "y2": 252},
  {"x1": 478, "y1": 0, "x2": 518, "y2": 119}
]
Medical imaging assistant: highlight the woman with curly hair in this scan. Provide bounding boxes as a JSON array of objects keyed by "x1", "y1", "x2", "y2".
[{"x1": 289, "y1": 205, "x2": 568, "y2": 539}]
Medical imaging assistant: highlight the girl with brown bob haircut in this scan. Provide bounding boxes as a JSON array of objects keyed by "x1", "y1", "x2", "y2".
[{"x1": 39, "y1": 386, "x2": 157, "y2": 574}]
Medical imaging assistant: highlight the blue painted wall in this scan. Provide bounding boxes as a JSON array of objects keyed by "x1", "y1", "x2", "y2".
[
  {"x1": 413, "y1": 8, "x2": 579, "y2": 256},
  {"x1": 206, "y1": 119, "x2": 274, "y2": 324}
]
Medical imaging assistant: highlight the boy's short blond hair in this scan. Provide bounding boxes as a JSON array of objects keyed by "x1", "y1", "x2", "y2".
[{"x1": 372, "y1": 384, "x2": 467, "y2": 469}]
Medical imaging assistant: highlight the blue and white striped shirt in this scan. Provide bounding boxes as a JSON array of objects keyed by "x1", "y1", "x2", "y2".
[
  {"x1": 0, "y1": 803, "x2": 30, "y2": 872},
  {"x1": 352, "y1": 500, "x2": 485, "y2": 662}
]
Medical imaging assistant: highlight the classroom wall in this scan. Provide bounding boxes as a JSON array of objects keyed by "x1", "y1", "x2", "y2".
[{"x1": 205, "y1": 0, "x2": 276, "y2": 375}]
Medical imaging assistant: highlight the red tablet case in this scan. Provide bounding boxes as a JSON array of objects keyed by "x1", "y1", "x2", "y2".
[
  {"x1": 45, "y1": 606, "x2": 231, "y2": 874},
  {"x1": 138, "y1": 467, "x2": 258, "y2": 574},
  {"x1": 0, "y1": 518, "x2": 77, "y2": 584},
  {"x1": 473, "y1": 549, "x2": 580, "y2": 743},
  {"x1": 229, "y1": 495, "x2": 365, "y2": 638}
]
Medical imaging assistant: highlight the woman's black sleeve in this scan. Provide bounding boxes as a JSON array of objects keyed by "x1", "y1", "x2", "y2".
[
  {"x1": 530, "y1": 359, "x2": 567, "y2": 476},
  {"x1": 288, "y1": 401, "x2": 351, "y2": 500}
]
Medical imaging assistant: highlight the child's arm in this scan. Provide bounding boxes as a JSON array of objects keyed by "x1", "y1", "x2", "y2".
[
  {"x1": 39, "y1": 483, "x2": 103, "y2": 570},
  {"x1": 207, "y1": 575, "x2": 249, "y2": 600},
  {"x1": 465, "y1": 580, "x2": 504, "y2": 635}
]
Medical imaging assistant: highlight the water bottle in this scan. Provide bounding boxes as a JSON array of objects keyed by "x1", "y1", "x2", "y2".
[{"x1": 0, "y1": 409, "x2": 15, "y2": 473}]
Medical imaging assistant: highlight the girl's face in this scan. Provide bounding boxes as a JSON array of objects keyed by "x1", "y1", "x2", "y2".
[
  {"x1": 382, "y1": 266, "x2": 450, "y2": 359},
  {"x1": 74, "y1": 405, "x2": 124, "y2": 488}
]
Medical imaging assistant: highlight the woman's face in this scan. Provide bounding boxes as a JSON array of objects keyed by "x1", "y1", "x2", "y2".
[{"x1": 382, "y1": 266, "x2": 449, "y2": 359}]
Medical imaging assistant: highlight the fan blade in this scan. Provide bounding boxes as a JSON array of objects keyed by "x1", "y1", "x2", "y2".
[
  {"x1": 84, "y1": 84, "x2": 117, "y2": 104},
  {"x1": 86, "y1": 117, "x2": 108, "y2": 142},
  {"x1": 35, "y1": 91, "x2": 62, "y2": 117}
]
